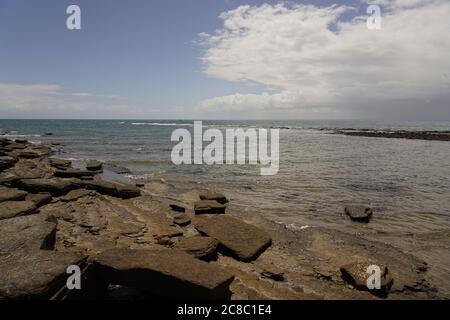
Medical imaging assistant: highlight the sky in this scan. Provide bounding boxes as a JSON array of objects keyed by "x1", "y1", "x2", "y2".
[{"x1": 0, "y1": 0, "x2": 449, "y2": 120}]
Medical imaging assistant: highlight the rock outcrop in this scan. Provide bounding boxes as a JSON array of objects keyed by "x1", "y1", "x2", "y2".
[
  {"x1": 174, "y1": 236, "x2": 219, "y2": 261},
  {"x1": 0, "y1": 201, "x2": 37, "y2": 220},
  {"x1": 194, "y1": 200, "x2": 226, "y2": 214},
  {"x1": 93, "y1": 247, "x2": 234, "y2": 299}
]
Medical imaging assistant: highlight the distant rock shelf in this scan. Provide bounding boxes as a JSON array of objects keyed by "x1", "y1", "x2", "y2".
[{"x1": 330, "y1": 129, "x2": 450, "y2": 141}]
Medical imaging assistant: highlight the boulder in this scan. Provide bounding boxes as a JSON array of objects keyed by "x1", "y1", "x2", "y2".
[
  {"x1": 15, "y1": 178, "x2": 73, "y2": 196},
  {"x1": 25, "y1": 193, "x2": 52, "y2": 207},
  {"x1": 49, "y1": 158, "x2": 72, "y2": 170},
  {"x1": 345, "y1": 206, "x2": 373, "y2": 222},
  {"x1": 93, "y1": 247, "x2": 234, "y2": 299},
  {"x1": 86, "y1": 160, "x2": 103, "y2": 171},
  {"x1": 169, "y1": 204, "x2": 186, "y2": 212},
  {"x1": 194, "y1": 215, "x2": 272, "y2": 262},
  {"x1": 340, "y1": 262, "x2": 393, "y2": 294},
  {"x1": 199, "y1": 192, "x2": 228, "y2": 204},
  {"x1": 0, "y1": 201, "x2": 37, "y2": 220},
  {"x1": 194, "y1": 200, "x2": 226, "y2": 215},
  {"x1": 0, "y1": 156, "x2": 17, "y2": 171},
  {"x1": 0, "y1": 186, "x2": 27, "y2": 202},
  {"x1": 174, "y1": 236, "x2": 219, "y2": 261},
  {"x1": 0, "y1": 214, "x2": 57, "y2": 254},
  {"x1": 173, "y1": 213, "x2": 191, "y2": 226}
]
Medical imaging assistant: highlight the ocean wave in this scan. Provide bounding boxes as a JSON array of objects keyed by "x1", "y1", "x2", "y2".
[
  {"x1": 131, "y1": 122, "x2": 193, "y2": 127},
  {"x1": 0, "y1": 133, "x2": 42, "y2": 138}
]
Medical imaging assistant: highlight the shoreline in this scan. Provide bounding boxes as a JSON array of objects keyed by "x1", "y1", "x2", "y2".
[{"x1": 0, "y1": 137, "x2": 447, "y2": 299}]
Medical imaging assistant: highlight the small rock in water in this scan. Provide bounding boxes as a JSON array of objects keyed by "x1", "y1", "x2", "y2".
[
  {"x1": 199, "y1": 192, "x2": 228, "y2": 204},
  {"x1": 173, "y1": 213, "x2": 191, "y2": 226},
  {"x1": 169, "y1": 204, "x2": 186, "y2": 212},
  {"x1": 194, "y1": 200, "x2": 226, "y2": 215},
  {"x1": 86, "y1": 160, "x2": 103, "y2": 171},
  {"x1": 49, "y1": 158, "x2": 72, "y2": 170},
  {"x1": 344, "y1": 206, "x2": 373, "y2": 222}
]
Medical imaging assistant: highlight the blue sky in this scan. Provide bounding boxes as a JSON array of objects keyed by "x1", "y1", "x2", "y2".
[{"x1": 1, "y1": 0, "x2": 449, "y2": 119}]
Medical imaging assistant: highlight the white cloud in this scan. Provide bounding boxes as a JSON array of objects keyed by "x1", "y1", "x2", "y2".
[{"x1": 198, "y1": 0, "x2": 450, "y2": 119}]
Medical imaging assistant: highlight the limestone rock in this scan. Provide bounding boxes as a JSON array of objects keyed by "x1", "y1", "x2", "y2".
[
  {"x1": 199, "y1": 192, "x2": 228, "y2": 204},
  {"x1": 174, "y1": 236, "x2": 219, "y2": 261},
  {"x1": 60, "y1": 189, "x2": 94, "y2": 202},
  {"x1": 86, "y1": 160, "x2": 103, "y2": 171},
  {"x1": 25, "y1": 193, "x2": 52, "y2": 207},
  {"x1": 0, "y1": 250, "x2": 87, "y2": 299},
  {"x1": 194, "y1": 200, "x2": 226, "y2": 215},
  {"x1": 0, "y1": 214, "x2": 57, "y2": 255},
  {"x1": 194, "y1": 215, "x2": 272, "y2": 262},
  {"x1": 173, "y1": 213, "x2": 191, "y2": 226},
  {"x1": 340, "y1": 262, "x2": 393, "y2": 294},
  {"x1": 49, "y1": 158, "x2": 72, "y2": 170},
  {"x1": 93, "y1": 247, "x2": 234, "y2": 299},
  {"x1": 344, "y1": 206, "x2": 373, "y2": 222},
  {"x1": 15, "y1": 178, "x2": 73, "y2": 196},
  {"x1": 0, "y1": 201, "x2": 37, "y2": 220},
  {"x1": 0, "y1": 186, "x2": 27, "y2": 202}
]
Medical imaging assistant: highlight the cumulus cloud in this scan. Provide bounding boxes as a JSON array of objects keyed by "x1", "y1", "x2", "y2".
[{"x1": 198, "y1": 0, "x2": 450, "y2": 119}]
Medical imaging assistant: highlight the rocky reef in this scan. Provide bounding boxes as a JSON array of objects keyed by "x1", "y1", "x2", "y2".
[{"x1": 0, "y1": 137, "x2": 444, "y2": 300}]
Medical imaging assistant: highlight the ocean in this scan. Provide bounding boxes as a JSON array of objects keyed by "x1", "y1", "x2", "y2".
[{"x1": 1, "y1": 119, "x2": 450, "y2": 287}]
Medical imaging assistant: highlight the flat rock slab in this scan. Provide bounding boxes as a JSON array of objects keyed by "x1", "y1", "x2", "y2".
[
  {"x1": 16, "y1": 178, "x2": 73, "y2": 196},
  {"x1": 173, "y1": 213, "x2": 191, "y2": 226},
  {"x1": 344, "y1": 206, "x2": 373, "y2": 222},
  {"x1": 0, "y1": 250, "x2": 86, "y2": 299},
  {"x1": 93, "y1": 248, "x2": 234, "y2": 299},
  {"x1": 194, "y1": 215, "x2": 272, "y2": 262},
  {"x1": 174, "y1": 236, "x2": 219, "y2": 261},
  {"x1": 0, "y1": 186, "x2": 27, "y2": 202},
  {"x1": 340, "y1": 262, "x2": 393, "y2": 294},
  {"x1": 86, "y1": 160, "x2": 103, "y2": 171},
  {"x1": 199, "y1": 192, "x2": 228, "y2": 204},
  {"x1": 54, "y1": 168, "x2": 98, "y2": 178},
  {"x1": 0, "y1": 214, "x2": 57, "y2": 255},
  {"x1": 26, "y1": 193, "x2": 52, "y2": 207},
  {"x1": 80, "y1": 180, "x2": 141, "y2": 199},
  {"x1": 61, "y1": 189, "x2": 94, "y2": 202},
  {"x1": 0, "y1": 200, "x2": 37, "y2": 220},
  {"x1": 194, "y1": 200, "x2": 226, "y2": 215},
  {"x1": 49, "y1": 158, "x2": 72, "y2": 170}
]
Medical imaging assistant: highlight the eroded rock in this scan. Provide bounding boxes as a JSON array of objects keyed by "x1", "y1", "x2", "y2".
[
  {"x1": 194, "y1": 200, "x2": 226, "y2": 215},
  {"x1": 174, "y1": 236, "x2": 219, "y2": 261},
  {"x1": 199, "y1": 192, "x2": 228, "y2": 204},
  {"x1": 194, "y1": 215, "x2": 272, "y2": 262},
  {"x1": 93, "y1": 247, "x2": 234, "y2": 299},
  {"x1": 0, "y1": 186, "x2": 27, "y2": 202},
  {"x1": 0, "y1": 201, "x2": 37, "y2": 220}
]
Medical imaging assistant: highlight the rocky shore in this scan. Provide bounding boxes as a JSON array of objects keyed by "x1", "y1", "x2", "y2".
[
  {"x1": 0, "y1": 137, "x2": 445, "y2": 300},
  {"x1": 330, "y1": 129, "x2": 450, "y2": 141}
]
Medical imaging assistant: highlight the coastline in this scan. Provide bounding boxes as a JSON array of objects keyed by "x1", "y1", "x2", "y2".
[{"x1": 0, "y1": 137, "x2": 447, "y2": 300}]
